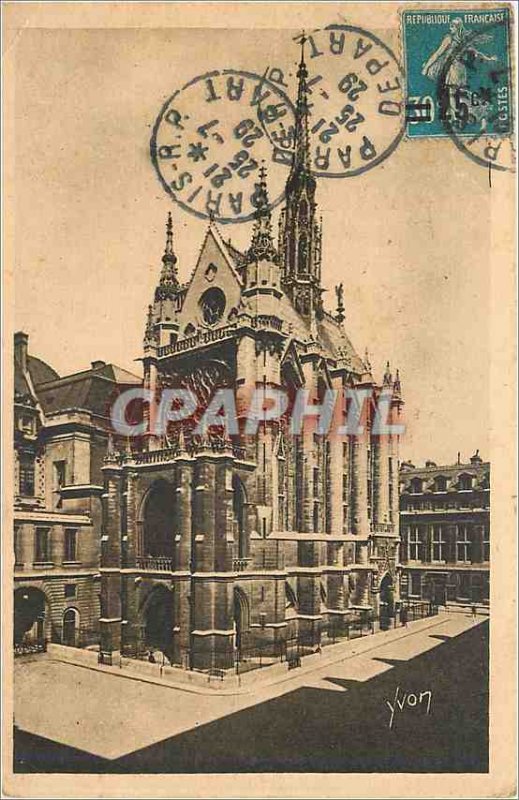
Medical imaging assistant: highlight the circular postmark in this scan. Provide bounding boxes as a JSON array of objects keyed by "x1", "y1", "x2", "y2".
[
  {"x1": 437, "y1": 19, "x2": 515, "y2": 172},
  {"x1": 150, "y1": 69, "x2": 296, "y2": 223},
  {"x1": 264, "y1": 25, "x2": 406, "y2": 178}
]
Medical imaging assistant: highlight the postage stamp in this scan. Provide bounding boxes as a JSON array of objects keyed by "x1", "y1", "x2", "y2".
[{"x1": 403, "y1": 7, "x2": 513, "y2": 139}]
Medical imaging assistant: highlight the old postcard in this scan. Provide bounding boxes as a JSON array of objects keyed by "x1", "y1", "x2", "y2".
[{"x1": 2, "y1": 2, "x2": 517, "y2": 797}]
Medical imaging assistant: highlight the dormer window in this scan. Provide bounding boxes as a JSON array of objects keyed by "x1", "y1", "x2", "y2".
[
  {"x1": 459, "y1": 473, "x2": 473, "y2": 491},
  {"x1": 410, "y1": 477, "x2": 423, "y2": 494},
  {"x1": 434, "y1": 476, "x2": 447, "y2": 492}
]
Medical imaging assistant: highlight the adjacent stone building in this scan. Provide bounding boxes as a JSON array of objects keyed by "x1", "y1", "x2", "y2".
[
  {"x1": 399, "y1": 453, "x2": 490, "y2": 608},
  {"x1": 99, "y1": 47, "x2": 404, "y2": 671},
  {"x1": 13, "y1": 331, "x2": 140, "y2": 650}
]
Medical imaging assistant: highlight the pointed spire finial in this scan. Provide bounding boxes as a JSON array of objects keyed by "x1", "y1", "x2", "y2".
[
  {"x1": 247, "y1": 162, "x2": 277, "y2": 263},
  {"x1": 155, "y1": 213, "x2": 179, "y2": 300},
  {"x1": 104, "y1": 432, "x2": 118, "y2": 464},
  {"x1": 335, "y1": 282, "x2": 345, "y2": 324},
  {"x1": 293, "y1": 31, "x2": 311, "y2": 174},
  {"x1": 383, "y1": 360, "x2": 393, "y2": 386},
  {"x1": 162, "y1": 212, "x2": 176, "y2": 266},
  {"x1": 144, "y1": 303, "x2": 157, "y2": 346},
  {"x1": 393, "y1": 368, "x2": 401, "y2": 395},
  {"x1": 364, "y1": 347, "x2": 372, "y2": 373}
]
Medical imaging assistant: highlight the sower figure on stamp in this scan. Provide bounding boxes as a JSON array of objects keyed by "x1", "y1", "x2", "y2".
[{"x1": 422, "y1": 18, "x2": 497, "y2": 125}]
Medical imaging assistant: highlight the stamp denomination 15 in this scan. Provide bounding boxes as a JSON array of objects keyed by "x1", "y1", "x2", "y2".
[{"x1": 150, "y1": 69, "x2": 296, "y2": 224}]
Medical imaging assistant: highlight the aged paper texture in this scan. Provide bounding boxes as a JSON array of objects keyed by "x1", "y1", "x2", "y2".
[{"x1": 2, "y1": 2, "x2": 517, "y2": 797}]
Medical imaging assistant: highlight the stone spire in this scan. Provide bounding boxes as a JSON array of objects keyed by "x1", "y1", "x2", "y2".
[
  {"x1": 248, "y1": 164, "x2": 277, "y2": 263},
  {"x1": 155, "y1": 212, "x2": 179, "y2": 301},
  {"x1": 143, "y1": 303, "x2": 156, "y2": 347},
  {"x1": 279, "y1": 33, "x2": 321, "y2": 321},
  {"x1": 292, "y1": 33, "x2": 312, "y2": 177}
]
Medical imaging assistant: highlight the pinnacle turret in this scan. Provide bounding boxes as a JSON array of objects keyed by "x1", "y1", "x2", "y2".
[
  {"x1": 155, "y1": 212, "x2": 179, "y2": 301},
  {"x1": 383, "y1": 361, "x2": 393, "y2": 386},
  {"x1": 335, "y1": 283, "x2": 345, "y2": 324},
  {"x1": 248, "y1": 164, "x2": 277, "y2": 263}
]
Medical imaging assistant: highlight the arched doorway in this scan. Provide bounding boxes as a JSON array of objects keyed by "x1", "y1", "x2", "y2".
[
  {"x1": 232, "y1": 475, "x2": 248, "y2": 559},
  {"x1": 233, "y1": 586, "x2": 250, "y2": 657},
  {"x1": 62, "y1": 607, "x2": 79, "y2": 647},
  {"x1": 142, "y1": 481, "x2": 175, "y2": 558},
  {"x1": 379, "y1": 572, "x2": 395, "y2": 631},
  {"x1": 14, "y1": 587, "x2": 47, "y2": 644},
  {"x1": 142, "y1": 585, "x2": 174, "y2": 659}
]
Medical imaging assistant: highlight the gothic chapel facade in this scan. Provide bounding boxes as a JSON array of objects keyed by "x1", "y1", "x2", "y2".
[{"x1": 100, "y1": 48, "x2": 403, "y2": 670}]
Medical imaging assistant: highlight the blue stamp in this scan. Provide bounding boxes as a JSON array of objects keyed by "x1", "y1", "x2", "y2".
[{"x1": 403, "y1": 8, "x2": 512, "y2": 138}]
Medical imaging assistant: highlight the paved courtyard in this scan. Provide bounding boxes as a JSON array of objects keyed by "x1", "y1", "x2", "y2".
[{"x1": 14, "y1": 613, "x2": 488, "y2": 773}]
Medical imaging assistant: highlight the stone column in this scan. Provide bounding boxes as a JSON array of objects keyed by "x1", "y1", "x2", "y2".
[
  {"x1": 50, "y1": 525, "x2": 63, "y2": 566},
  {"x1": 190, "y1": 454, "x2": 235, "y2": 670},
  {"x1": 142, "y1": 355, "x2": 159, "y2": 450},
  {"x1": 124, "y1": 470, "x2": 139, "y2": 569},
  {"x1": 100, "y1": 462, "x2": 122, "y2": 662},
  {"x1": 373, "y1": 430, "x2": 390, "y2": 526},
  {"x1": 472, "y1": 523, "x2": 484, "y2": 564},
  {"x1": 390, "y1": 397, "x2": 403, "y2": 534},
  {"x1": 329, "y1": 377, "x2": 344, "y2": 535}
]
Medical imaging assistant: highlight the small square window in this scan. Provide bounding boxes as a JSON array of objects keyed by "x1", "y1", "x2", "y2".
[{"x1": 64, "y1": 584, "x2": 76, "y2": 599}]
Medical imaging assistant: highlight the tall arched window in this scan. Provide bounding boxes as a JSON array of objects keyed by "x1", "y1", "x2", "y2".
[
  {"x1": 298, "y1": 235, "x2": 308, "y2": 273},
  {"x1": 276, "y1": 434, "x2": 287, "y2": 531},
  {"x1": 232, "y1": 474, "x2": 248, "y2": 558},
  {"x1": 295, "y1": 438, "x2": 304, "y2": 531},
  {"x1": 62, "y1": 607, "x2": 79, "y2": 647},
  {"x1": 142, "y1": 480, "x2": 175, "y2": 557}
]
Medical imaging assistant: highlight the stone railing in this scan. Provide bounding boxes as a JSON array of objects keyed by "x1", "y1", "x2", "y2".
[
  {"x1": 113, "y1": 438, "x2": 248, "y2": 466},
  {"x1": 157, "y1": 326, "x2": 235, "y2": 358},
  {"x1": 132, "y1": 447, "x2": 180, "y2": 465},
  {"x1": 233, "y1": 558, "x2": 252, "y2": 572},
  {"x1": 372, "y1": 523, "x2": 394, "y2": 534},
  {"x1": 251, "y1": 315, "x2": 283, "y2": 332},
  {"x1": 136, "y1": 555, "x2": 173, "y2": 571}
]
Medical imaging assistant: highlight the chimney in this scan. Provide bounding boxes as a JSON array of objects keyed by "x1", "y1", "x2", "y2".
[
  {"x1": 457, "y1": 452, "x2": 461, "y2": 464},
  {"x1": 91, "y1": 360, "x2": 106, "y2": 370},
  {"x1": 14, "y1": 331, "x2": 29, "y2": 372}
]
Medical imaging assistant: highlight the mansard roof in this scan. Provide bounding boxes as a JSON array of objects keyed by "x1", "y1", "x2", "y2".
[
  {"x1": 35, "y1": 362, "x2": 141, "y2": 416},
  {"x1": 400, "y1": 457, "x2": 490, "y2": 493},
  {"x1": 27, "y1": 355, "x2": 60, "y2": 385}
]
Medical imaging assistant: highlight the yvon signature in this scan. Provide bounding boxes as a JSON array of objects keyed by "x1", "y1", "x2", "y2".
[{"x1": 385, "y1": 686, "x2": 432, "y2": 729}]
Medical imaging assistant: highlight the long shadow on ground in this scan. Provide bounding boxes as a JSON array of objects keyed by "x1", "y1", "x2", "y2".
[{"x1": 15, "y1": 620, "x2": 488, "y2": 774}]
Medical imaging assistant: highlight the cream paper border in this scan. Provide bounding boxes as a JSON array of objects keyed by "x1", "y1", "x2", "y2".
[{"x1": 2, "y1": 2, "x2": 517, "y2": 797}]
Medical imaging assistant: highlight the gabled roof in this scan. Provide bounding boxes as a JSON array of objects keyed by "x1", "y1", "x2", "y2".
[{"x1": 174, "y1": 225, "x2": 244, "y2": 339}]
